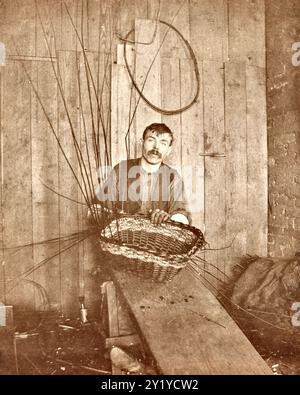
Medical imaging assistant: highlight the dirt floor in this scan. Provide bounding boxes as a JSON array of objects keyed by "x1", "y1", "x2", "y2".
[
  {"x1": 0, "y1": 310, "x2": 111, "y2": 375},
  {"x1": 0, "y1": 308, "x2": 156, "y2": 376},
  {"x1": 1, "y1": 307, "x2": 300, "y2": 375}
]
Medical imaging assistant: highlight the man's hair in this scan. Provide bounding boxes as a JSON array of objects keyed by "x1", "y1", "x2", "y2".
[{"x1": 142, "y1": 123, "x2": 174, "y2": 146}]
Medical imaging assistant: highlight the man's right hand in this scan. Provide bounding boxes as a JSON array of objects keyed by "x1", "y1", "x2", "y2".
[{"x1": 149, "y1": 209, "x2": 170, "y2": 225}]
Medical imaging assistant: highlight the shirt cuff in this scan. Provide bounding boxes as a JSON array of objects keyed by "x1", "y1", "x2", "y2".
[{"x1": 170, "y1": 213, "x2": 189, "y2": 225}]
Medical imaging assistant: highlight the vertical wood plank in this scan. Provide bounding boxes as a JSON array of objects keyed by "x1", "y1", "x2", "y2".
[
  {"x1": 203, "y1": 61, "x2": 226, "y2": 284},
  {"x1": 115, "y1": 0, "x2": 136, "y2": 41},
  {"x1": 77, "y1": 51, "x2": 103, "y2": 316},
  {"x1": 31, "y1": 61, "x2": 60, "y2": 311},
  {"x1": 225, "y1": 62, "x2": 247, "y2": 269},
  {"x1": 111, "y1": 45, "x2": 135, "y2": 166},
  {"x1": 58, "y1": 51, "x2": 80, "y2": 316},
  {"x1": 87, "y1": 0, "x2": 112, "y2": 55},
  {"x1": 228, "y1": 0, "x2": 265, "y2": 68},
  {"x1": 86, "y1": 0, "x2": 101, "y2": 52},
  {"x1": 190, "y1": 0, "x2": 228, "y2": 62},
  {"x1": 1, "y1": 61, "x2": 34, "y2": 309},
  {"x1": 147, "y1": 0, "x2": 160, "y2": 19},
  {"x1": 135, "y1": 0, "x2": 148, "y2": 19},
  {"x1": 35, "y1": 0, "x2": 62, "y2": 57},
  {"x1": 158, "y1": 0, "x2": 190, "y2": 59},
  {"x1": 161, "y1": 57, "x2": 181, "y2": 170},
  {"x1": 111, "y1": 64, "x2": 119, "y2": 167},
  {"x1": 0, "y1": 68, "x2": 4, "y2": 302},
  {"x1": 78, "y1": 51, "x2": 101, "y2": 188},
  {"x1": 180, "y1": 59, "x2": 204, "y2": 230},
  {"x1": 61, "y1": 0, "x2": 88, "y2": 52},
  {"x1": 246, "y1": 65, "x2": 268, "y2": 255},
  {"x1": 135, "y1": 19, "x2": 162, "y2": 157},
  {"x1": 188, "y1": 0, "x2": 205, "y2": 230},
  {"x1": 0, "y1": 0, "x2": 36, "y2": 57}
]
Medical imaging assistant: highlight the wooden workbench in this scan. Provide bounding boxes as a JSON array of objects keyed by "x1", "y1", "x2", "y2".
[{"x1": 105, "y1": 261, "x2": 272, "y2": 375}]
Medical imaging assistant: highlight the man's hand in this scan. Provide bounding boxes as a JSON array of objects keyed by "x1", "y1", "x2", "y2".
[{"x1": 150, "y1": 209, "x2": 170, "y2": 225}]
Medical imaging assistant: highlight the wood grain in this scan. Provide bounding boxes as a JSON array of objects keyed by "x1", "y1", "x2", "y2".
[
  {"x1": 0, "y1": 0, "x2": 36, "y2": 57},
  {"x1": 35, "y1": 0, "x2": 61, "y2": 58},
  {"x1": 203, "y1": 60, "x2": 226, "y2": 284},
  {"x1": 135, "y1": 19, "x2": 162, "y2": 157},
  {"x1": 111, "y1": 267, "x2": 272, "y2": 375},
  {"x1": 190, "y1": 0, "x2": 228, "y2": 62},
  {"x1": 225, "y1": 62, "x2": 248, "y2": 268},
  {"x1": 1, "y1": 60, "x2": 34, "y2": 309},
  {"x1": 57, "y1": 51, "x2": 80, "y2": 316},
  {"x1": 0, "y1": 1, "x2": 269, "y2": 317},
  {"x1": 31, "y1": 60, "x2": 60, "y2": 311},
  {"x1": 246, "y1": 65, "x2": 268, "y2": 255},
  {"x1": 111, "y1": 45, "x2": 135, "y2": 165},
  {"x1": 228, "y1": 0, "x2": 265, "y2": 68}
]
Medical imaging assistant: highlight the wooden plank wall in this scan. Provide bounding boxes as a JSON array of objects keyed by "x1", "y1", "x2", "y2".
[{"x1": 0, "y1": 0, "x2": 267, "y2": 315}]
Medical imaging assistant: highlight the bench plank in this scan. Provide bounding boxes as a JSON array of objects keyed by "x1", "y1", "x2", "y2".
[{"x1": 110, "y1": 266, "x2": 272, "y2": 375}]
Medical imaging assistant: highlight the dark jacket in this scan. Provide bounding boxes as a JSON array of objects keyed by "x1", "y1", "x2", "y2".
[{"x1": 95, "y1": 158, "x2": 191, "y2": 223}]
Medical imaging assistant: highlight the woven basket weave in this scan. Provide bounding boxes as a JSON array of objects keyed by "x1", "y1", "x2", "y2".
[{"x1": 99, "y1": 215, "x2": 206, "y2": 282}]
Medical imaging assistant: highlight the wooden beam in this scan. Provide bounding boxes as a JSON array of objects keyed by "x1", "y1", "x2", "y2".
[
  {"x1": 35, "y1": 0, "x2": 61, "y2": 58},
  {"x1": 31, "y1": 60, "x2": 60, "y2": 311},
  {"x1": 135, "y1": 18, "x2": 162, "y2": 156},
  {"x1": 161, "y1": 56, "x2": 181, "y2": 169},
  {"x1": 105, "y1": 333, "x2": 141, "y2": 349},
  {"x1": 0, "y1": 0, "x2": 36, "y2": 57},
  {"x1": 110, "y1": 266, "x2": 272, "y2": 374},
  {"x1": 246, "y1": 65, "x2": 268, "y2": 255},
  {"x1": 104, "y1": 280, "x2": 122, "y2": 375},
  {"x1": 190, "y1": 0, "x2": 228, "y2": 62},
  {"x1": 159, "y1": 0, "x2": 190, "y2": 60},
  {"x1": 228, "y1": 0, "x2": 265, "y2": 68},
  {"x1": 57, "y1": 51, "x2": 80, "y2": 316},
  {"x1": 203, "y1": 60, "x2": 226, "y2": 285},
  {"x1": 2, "y1": 60, "x2": 34, "y2": 309},
  {"x1": 180, "y1": 58, "x2": 204, "y2": 230},
  {"x1": 225, "y1": 62, "x2": 247, "y2": 267},
  {"x1": 111, "y1": 44, "x2": 135, "y2": 165}
]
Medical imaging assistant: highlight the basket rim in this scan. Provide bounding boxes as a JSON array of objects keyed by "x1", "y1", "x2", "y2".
[
  {"x1": 99, "y1": 213, "x2": 206, "y2": 260},
  {"x1": 100, "y1": 213, "x2": 204, "y2": 238}
]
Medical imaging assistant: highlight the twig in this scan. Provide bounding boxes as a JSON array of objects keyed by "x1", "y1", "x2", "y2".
[
  {"x1": 54, "y1": 357, "x2": 110, "y2": 374},
  {"x1": 186, "y1": 308, "x2": 226, "y2": 329}
]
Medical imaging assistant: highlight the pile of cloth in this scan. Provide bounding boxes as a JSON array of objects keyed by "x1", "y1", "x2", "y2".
[{"x1": 223, "y1": 252, "x2": 300, "y2": 345}]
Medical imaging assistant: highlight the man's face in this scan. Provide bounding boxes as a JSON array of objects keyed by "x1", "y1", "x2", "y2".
[{"x1": 142, "y1": 130, "x2": 172, "y2": 165}]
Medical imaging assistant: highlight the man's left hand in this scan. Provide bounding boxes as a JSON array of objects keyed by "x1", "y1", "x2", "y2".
[{"x1": 150, "y1": 209, "x2": 170, "y2": 225}]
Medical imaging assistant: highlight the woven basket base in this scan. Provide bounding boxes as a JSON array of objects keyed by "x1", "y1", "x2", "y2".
[{"x1": 106, "y1": 253, "x2": 183, "y2": 283}]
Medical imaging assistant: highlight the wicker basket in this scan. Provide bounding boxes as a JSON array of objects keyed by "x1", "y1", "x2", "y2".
[{"x1": 99, "y1": 215, "x2": 206, "y2": 282}]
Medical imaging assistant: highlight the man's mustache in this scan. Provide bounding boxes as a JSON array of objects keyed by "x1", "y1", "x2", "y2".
[{"x1": 148, "y1": 149, "x2": 162, "y2": 158}]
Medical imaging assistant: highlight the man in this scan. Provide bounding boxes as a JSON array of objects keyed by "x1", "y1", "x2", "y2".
[{"x1": 91, "y1": 123, "x2": 191, "y2": 225}]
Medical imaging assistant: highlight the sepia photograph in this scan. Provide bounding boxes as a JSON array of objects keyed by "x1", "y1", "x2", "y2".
[{"x1": 0, "y1": 0, "x2": 299, "y2": 379}]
